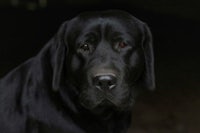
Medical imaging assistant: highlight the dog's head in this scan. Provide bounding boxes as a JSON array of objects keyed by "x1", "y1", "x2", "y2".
[{"x1": 50, "y1": 10, "x2": 155, "y2": 113}]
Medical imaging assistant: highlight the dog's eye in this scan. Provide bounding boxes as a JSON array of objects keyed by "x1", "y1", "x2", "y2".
[
  {"x1": 118, "y1": 42, "x2": 127, "y2": 49},
  {"x1": 79, "y1": 43, "x2": 90, "y2": 52},
  {"x1": 114, "y1": 41, "x2": 132, "y2": 52},
  {"x1": 79, "y1": 43, "x2": 90, "y2": 51}
]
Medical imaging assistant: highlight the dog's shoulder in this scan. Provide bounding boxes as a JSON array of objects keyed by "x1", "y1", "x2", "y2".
[{"x1": 0, "y1": 58, "x2": 35, "y2": 86}]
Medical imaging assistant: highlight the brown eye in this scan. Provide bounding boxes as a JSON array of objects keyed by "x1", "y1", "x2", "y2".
[{"x1": 118, "y1": 42, "x2": 127, "y2": 48}]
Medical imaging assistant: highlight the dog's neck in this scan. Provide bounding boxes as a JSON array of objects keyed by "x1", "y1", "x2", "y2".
[{"x1": 75, "y1": 110, "x2": 131, "y2": 133}]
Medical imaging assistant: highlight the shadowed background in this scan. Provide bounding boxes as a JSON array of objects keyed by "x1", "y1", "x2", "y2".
[{"x1": 0, "y1": 0, "x2": 200, "y2": 132}]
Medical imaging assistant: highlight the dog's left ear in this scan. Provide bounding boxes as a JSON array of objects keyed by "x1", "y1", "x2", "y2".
[
  {"x1": 140, "y1": 23, "x2": 156, "y2": 91},
  {"x1": 51, "y1": 21, "x2": 68, "y2": 91}
]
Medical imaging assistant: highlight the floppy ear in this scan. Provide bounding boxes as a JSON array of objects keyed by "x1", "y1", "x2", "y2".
[
  {"x1": 51, "y1": 22, "x2": 68, "y2": 91},
  {"x1": 140, "y1": 23, "x2": 156, "y2": 90}
]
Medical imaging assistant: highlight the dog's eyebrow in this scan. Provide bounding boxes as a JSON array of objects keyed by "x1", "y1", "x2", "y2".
[
  {"x1": 76, "y1": 31, "x2": 99, "y2": 44},
  {"x1": 84, "y1": 32, "x2": 98, "y2": 38}
]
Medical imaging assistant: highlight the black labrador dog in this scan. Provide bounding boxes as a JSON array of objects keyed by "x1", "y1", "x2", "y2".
[{"x1": 0, "y1": 10, "x2": 155, "y2": 133}]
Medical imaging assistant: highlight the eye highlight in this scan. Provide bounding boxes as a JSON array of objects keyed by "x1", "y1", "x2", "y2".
[
  {"x1": 77, "y1": 42, "x2": 94, "y2": 55},
  {"x1": 79, "y1": 43, "x2": 90, "y2": 51}
]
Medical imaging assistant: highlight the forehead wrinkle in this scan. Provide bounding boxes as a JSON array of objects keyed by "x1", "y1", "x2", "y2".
[{"x1": 80, "y1": 17, "x2": 129, "y2": 40}]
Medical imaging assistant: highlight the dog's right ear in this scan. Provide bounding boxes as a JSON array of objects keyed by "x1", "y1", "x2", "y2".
[
  {"x1": 140, "y1": 23, "x2": 156, "y2": 91},
  {"x1": 50, "y1": 21, "x2": 68, "y2": 91}
]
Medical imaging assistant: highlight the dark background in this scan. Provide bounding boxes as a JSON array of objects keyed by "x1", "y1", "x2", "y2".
[{"x1": 0, "y1": 0, "x2": 200, "y2": 132}]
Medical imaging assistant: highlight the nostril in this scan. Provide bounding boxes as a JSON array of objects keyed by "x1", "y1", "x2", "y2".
[
  {"x1": 108, "y1": 81, "x2": 112, "y2": 86},
  {"x1": 93, "y1": 75, "x2": 117, "y2": 91},
  {"x1": 98, "y1": 82, "x2": 102, "y2": 86},
  {"x1": 97, "y1": 81, "x2": 102, "y2": 89},
  {"x1": 107, "y1": 81, "x2": 116, "y2": 90}
]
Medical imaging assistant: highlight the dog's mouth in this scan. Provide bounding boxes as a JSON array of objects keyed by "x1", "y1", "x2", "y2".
[
  {"x1": 79, "y1": 90, "x2": 117, "y2": 109},
  {"x1": 90, "y1": 100, "x2": 117, "y2": 118},
  {"x1": 79, "y1": 85, "x2": 134, "y2": 114}
]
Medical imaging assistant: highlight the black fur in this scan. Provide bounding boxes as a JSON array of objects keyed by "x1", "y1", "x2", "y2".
[{"x1": 0, "y1": 10, "x2": 155, "y2": 133}]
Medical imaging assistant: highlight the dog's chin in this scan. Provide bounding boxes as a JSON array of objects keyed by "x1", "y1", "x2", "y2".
[
  {"x1": 81, "y1": 100, "x2": 116, "y2": 119},
  {"x1": 81, "y1": 99, "x2": 133, "y2": 119}
]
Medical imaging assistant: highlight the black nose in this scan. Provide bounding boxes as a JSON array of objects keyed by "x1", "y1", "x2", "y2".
[{"x1": 93, "y1": 75, "x2": 117, "y2": 91}]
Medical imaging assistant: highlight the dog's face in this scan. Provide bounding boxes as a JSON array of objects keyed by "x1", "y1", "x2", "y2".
[{"x1": 53, "y1": 10, "x2": 155, "y2": 114}]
